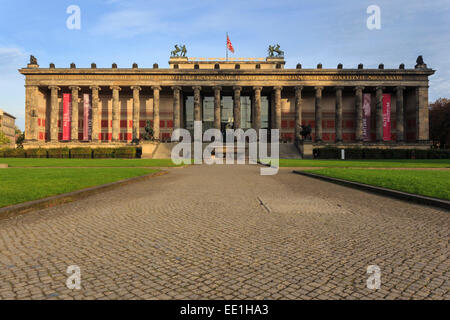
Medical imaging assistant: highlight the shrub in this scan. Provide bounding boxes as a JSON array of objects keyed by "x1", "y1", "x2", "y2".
[
  {"x1": 93, "y1": 148, "x2": 115, "y2": 159},
  {"x1": 47, "y1": 148, "x2": 70, "y2": 158},
  {"x1": 344, "y1": 148, "x2": 364, "y2": 159},
  {"x1": 314, "y1": 147, "x2": 339, "y2": 159},
  {"x1": 70, "y1": 148, "x2": 93, "y2": 159},
  {"x1": 2, "y1": 148, "x2": 26, "y2": 158},
  {"x1": 25, "y1": 148, "x2": 48, "y2": 158},
  {"x1": 114, "y1": 147, "x2": 137, "y2": 159},
  {"x1": 312, "y1": 147, "x2": 450, "y2": 159}
]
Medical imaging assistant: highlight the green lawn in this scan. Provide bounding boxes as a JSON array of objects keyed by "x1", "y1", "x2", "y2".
[
  {"x1": 304, "y1": 168, "x2": 450, "y2": 200},
  {"x1": 0, "y1": 168, "x2": 158, "y2": 208},
  {"x1": 0, "y1": 158, "x2": 180, "y2": 168},
  {"x1": 280, "y1": 159, "x2": 450, "y2": 168}
]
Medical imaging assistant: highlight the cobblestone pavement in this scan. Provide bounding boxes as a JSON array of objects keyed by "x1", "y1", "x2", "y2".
[{"x1": 0, "y1": 165, "x2": 448, "y2": 300}]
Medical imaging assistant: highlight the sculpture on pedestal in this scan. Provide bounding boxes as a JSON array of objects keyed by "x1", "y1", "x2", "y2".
[
  {"x1": 171, "y1": 44, "x2": 187, "y2": 57},
  {"x1": 268, "y1": 44, "x2": 284, "y2": 58}
]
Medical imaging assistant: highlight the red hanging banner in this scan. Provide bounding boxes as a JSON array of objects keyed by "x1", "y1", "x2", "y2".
[
  {"x1": 83, "y1": 94, "x2": 91, "y2": 141},
  {"x1": 62, "y1": 94, "x2": 71, "y2": 141},
  {"x1": 382, "y1": 94, "x2": 391, "y2": 141},
  {"x1": 362, "y1": 93, "x2": 371, "y2": 141}
]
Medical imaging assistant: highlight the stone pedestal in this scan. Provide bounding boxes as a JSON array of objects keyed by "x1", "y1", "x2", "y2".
[
  {"x1": 141, "y1": 142, "x2": 159, "y2": 159},
  {"x1": 297, "y1": 141, "x2": 314, "y2": 159}
]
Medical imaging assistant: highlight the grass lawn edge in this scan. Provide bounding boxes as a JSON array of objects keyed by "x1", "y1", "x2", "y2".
[{"x1": 0, "y1": 170, "x2": 167, "y2": 221}]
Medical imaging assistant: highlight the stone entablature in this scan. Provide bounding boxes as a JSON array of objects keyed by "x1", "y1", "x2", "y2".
[{"x1": 19, "y1": 56, "x2": 435, "y2": 147}]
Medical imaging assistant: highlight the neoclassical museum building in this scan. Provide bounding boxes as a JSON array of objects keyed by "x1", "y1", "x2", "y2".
[{"x1": 20, "y1": 51, "x2": 434, "y2": 152}]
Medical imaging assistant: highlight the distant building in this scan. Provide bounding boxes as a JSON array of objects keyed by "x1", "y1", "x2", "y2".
[{"x1": 0, "y1": 109, "x2": 16, "y2": 147}]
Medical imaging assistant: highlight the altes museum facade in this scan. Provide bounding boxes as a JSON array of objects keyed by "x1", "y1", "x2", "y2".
[{"x1": 19, "y1": 52, "x2": 435, "y2": 151}]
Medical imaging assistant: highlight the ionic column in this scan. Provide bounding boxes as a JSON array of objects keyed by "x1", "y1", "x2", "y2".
[
  {"x1": 193, "y1": 86, "x2": 202, "y2": 122},
  {"x1": 335, "y1": 87, "x2": 344, "y2": 143},
  {"x1": 416, "y1": 86, "x2": 429, "y2": 142},
  {"x1": 354, "y1": 86, "x2": 364, "y2": 142},
  {"x1": 171, "y1": 86, "x2": 181, "y2": 131},
  {"x1": 395, "y1": 86, "x2": 405, "y2": 142},
  {"x1": 25, "y1": 85, "x2": 38, "y2": 141},
  {"x1": 314, "y1": 86, "x2": 324, "y2": 142},
  {"x1": 253, "y1": 86, "x2": 262, "y2": 131},
  {"x1": 90, "y1": 86, "x2": 101, "y2": 142},
  {"x1": 49, "y1": 86, "x2": 60, "y2": 142},
  {"x1": 233, "y1": 86, "x2": 242, "y2": 129},
  {"x1": 213, "y1": 86, "x2": 222, "y2": 130},
  {"x1": 110, "y1": 86, "x2": 121, "y2": 142},
  {"x1": 375, "y1": 86, "x2": 384, "y2": 142},
  {"x1": 294, "y1": 86, "x2": 303, "y2": 141},
  {"x1": 152, "y1": 86, "x2": 161, "y2": 141},
  {"x1": 274, "y1": 86, "x2": 282, "y2": 131},
  {"x1": 131, "y1": 86, "x2": 141, "y2": 140},
  {"x1": 69, "y1": 86, "x2": 80, "y2": 142}
]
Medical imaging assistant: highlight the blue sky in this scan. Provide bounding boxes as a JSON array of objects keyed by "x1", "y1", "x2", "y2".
[{"x1": 0, "y1": 0, "x2": 449, "y2": 130}]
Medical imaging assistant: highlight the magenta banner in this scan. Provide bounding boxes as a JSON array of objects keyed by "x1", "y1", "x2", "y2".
[
  {"x1": 362, "y1": 93, "x2": 371, "y2": 141},
  {"x1": 382, "y1": 94, "x2": 391, "y2": 141},
  {"x1": 83, "y1": 94, "x2": 91, "y2": 141},
  {"x1": 63, "y1": 94, "x2": 71, "y2": 141}
]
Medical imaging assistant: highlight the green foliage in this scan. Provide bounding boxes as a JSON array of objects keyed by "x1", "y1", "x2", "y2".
[
  {"x1": 16, "y1": 133, "x2": 25, "y2": 147},
  {"x1": 93, "y1": 148, "x2": 115, "y2": 159},
  {"x1": 312, "y1": 148, "x2": 450, "y2": 159},
  {"x1": 47, "y1": 148, "x2": 70, "y2": 158},
  {"x1": 25, "y1": 148, "x2": 48, "y2": 158},
  {"x1": 0, "y1": 131, "x2": 11, "y2": 145},
  {"x1": 114, "y1": 147, "x2": 137, "y2": 159},
  {"x1": 1, "y1": 148, "x2": 26, "y2": 158},
  {"x1": 70, "y1": 148, "x2": 93, "y2": 159},
  {"x1": 0, "y1": 147, "x2": 143, "y2": 159}
]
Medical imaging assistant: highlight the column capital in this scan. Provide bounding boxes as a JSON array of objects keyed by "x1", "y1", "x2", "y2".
[
  {"x1": 273, "y1": 86, "x2": 283, "y2": 91},
  {"x1": 151, "y1": 86, "x2": 162, "y2": 91},
  {"x1": 335, "y1": 86, "x2": 344, "y2": 91},
  {"x1": 110, "y1": 86, "x2": 121, "y2": 91},
  {"x1": 394, "y1": 86, "x2": 406, "y2": 92},
  {"x1": 375, "y1": 86, "x2": 385, "y2": 91},
  {"x1": 314, "y1": 86, "x2": 324, "y2": 90},
  {"x1": 89, "y1": 85, "x2": 101, "y2": 91},
  {"x1": 131, "y1": 86, "x2": 142, "y2": 91},
  {"x1": 69, "y1": 86, "x2": 81, "y2": 91},
  {"x1": 294, "y1": 86, "x2": 304, "y2": 91},
  {"x1": 48, "y1": 85, "x2": 60, "y2": 91},
  {"x1": 253, "y1": 86, "x2": 263, "y2": 91},
  {"x1": 233, "y1": 86, "x2": 242, "y2": 91},
  {"x1": 213, "y1": 85, "x2": 222, "y2": 91},
  {"x1": 192, "y1": 86, "x2": 202, "y2": 91},
  {"x1": 354, "y1": 86, "x2": 365, "y2": 91},
  {"x1": 171, "y1": 86, "x2": 181, "y2": 91}
]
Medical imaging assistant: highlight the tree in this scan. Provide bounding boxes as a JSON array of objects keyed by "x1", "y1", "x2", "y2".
[
  {"x1": 429, "y1": 98, "x2": 450, "y2": 149},
  {"x1": 0, "y1": 131, "x2": 11, "y2": 145}
]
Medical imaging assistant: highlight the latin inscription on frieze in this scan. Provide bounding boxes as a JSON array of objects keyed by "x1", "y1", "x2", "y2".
[{"x1": 29, "y1": 74, "x2": 404, "y2": 81}]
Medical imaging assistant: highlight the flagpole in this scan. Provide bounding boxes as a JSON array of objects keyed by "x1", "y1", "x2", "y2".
[{"x1": 226, "y1": 32, "x2": 228, "y2": 61}]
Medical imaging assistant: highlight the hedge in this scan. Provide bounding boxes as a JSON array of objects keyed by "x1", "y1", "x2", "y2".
[
  {"x1": 92, "y1": 148, "x2": 115, "y2": 159},
  {"x1": 0, "y1": 147, "x2": 143, "y2": 159},
  {"x1": 70, "y1": 148, "x2": 93, "y2": 159},
  {"x1": 0, "y1": 148, "x2": 26, "y2": 158},
  {"x1": 313, "y1": 147, "x2": 450, "y2": 159},
  {"x1": 25, "y1": 148, "x2": 48, "y2": 158},
  {"x1": 113, "y1": 147, "x2": 137, "y2": 159},
  {"x1": 47, "y1": 148, "x2": 70, "y2": 159}
]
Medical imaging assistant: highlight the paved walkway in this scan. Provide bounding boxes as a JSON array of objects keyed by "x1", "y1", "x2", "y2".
[{"x1": 0, "y1": 165, "x2": 448, "y2": 300}]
